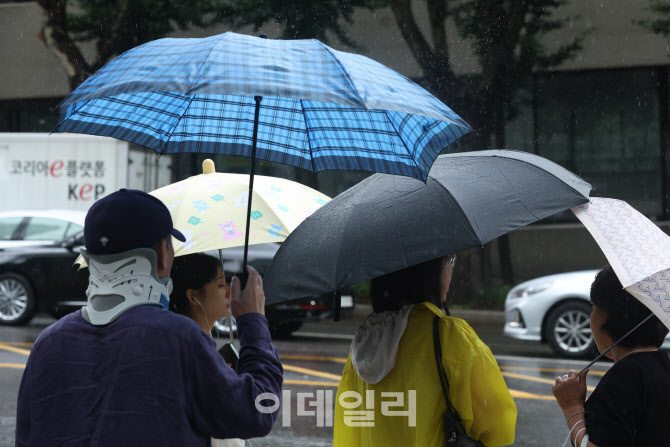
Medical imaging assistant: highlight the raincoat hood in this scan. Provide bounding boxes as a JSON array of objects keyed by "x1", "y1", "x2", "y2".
[{"x1": 350, "y1": 304, "x2": 414, "y2": 384}]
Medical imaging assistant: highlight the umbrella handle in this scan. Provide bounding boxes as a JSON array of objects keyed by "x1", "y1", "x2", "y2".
[
  {"x1": 235, "y1": 270, "x2": 249, "y2": 290},
  {"x1": 333, "y1": 291, "x2": 341, "y2": 322}
]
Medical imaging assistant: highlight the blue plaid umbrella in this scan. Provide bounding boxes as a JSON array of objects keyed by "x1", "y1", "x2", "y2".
[
  {"x1": 54, "y1": 32, "x2": 471, "y2": 275},
  {"x1": 55, "y1": 32, "x2": 471, "y2": 181}
]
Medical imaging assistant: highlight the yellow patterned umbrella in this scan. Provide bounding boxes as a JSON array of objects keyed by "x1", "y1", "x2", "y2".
[
  {"x1": 152, "y1": 160, "x2": 330, "y2": 257},
  {"x1": 75, "y1": 159, "x2": 329, "y2": 268}
]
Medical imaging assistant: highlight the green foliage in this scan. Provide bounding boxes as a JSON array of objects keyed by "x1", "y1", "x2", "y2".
[
  {"x1": 220, "y1": 0, "x2": 386, "y2": 48},
  {"x1": 450, "y1": 0, "x2": 588, "y2": 123},
  {"x1": 66, "y1": 0, "x2": 228, "y2": 70},
  {"x1": 471, "y1": 284, "x2": 512, "y2": 310},
  {"x1": 352, "y1": 280, "x2": 371, "y2": 304},
  {"x1": 636, "y1": 0, "x2": 670, "y2": 39},
  {"x1": 452, "y1": 0, "x2": 584, "y2": 68}
]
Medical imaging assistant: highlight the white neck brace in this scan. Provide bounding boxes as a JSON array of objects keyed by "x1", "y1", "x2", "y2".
[{"x1": 80, "y1": 248, "x2": 173, "y2": 326}]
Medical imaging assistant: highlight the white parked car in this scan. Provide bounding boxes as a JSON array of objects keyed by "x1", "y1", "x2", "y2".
[
  {"x1": 0, "y1": 210, "x2": 86, "y2": 249},
  {"x1": 504, "y1": 270, "x2": 670, "y2": 358}
]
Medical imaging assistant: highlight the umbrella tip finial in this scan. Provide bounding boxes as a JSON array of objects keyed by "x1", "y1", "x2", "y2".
[{"x1": 203, "y1": 159, "x2": 215, "y2": 174}]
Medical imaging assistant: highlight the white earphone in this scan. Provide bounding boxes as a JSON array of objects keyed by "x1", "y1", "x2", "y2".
[{"x1": 192, "y1": 295, "x2": 212, "y2": 338}]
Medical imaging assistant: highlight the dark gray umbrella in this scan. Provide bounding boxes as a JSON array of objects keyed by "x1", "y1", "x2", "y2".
[{"x1": 263, "y1": 150, "x2": 592, "y2": 304}]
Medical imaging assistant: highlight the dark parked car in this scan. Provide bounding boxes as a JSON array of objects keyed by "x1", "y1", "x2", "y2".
[
  {"x1": 0, "y1": 209, "x2": 86, "y2": 250},
  {"x1": 0, "y1": 232, "x2": 88, "y2": 325},
  {"x1": 0, "y1": 235, "x2": 354, "y2": 337},
  {"x1": 206, "y1": 243, "x2": 354, "y2": 337}
]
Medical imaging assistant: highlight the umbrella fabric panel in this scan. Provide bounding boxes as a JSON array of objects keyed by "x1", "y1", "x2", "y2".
[
  {"x1": 434, "y1": 154, "x2": 592, "y2": 243},
  {"x1": 60, "y1": 32, "x2": 468, "y2": 123},
  {"x1": 60, "y1": 34, "x2": 362, "y2": 109},
  {"x1": 167, "y1": 96, "x2": 311, "y2": 163},
  {"x1": 151, "y1": 173, "x2": 330, "y2": 257},
  {"x1": 628, "y1": 273, "x2": 670, "y2": 329},
  {"x1": 572, "y1": 198, "x2": 670, "y2": 329},
  {"x1": 61, "y1": 36, "x2": 223, "y2": 103},
  {"x1": 572, "y1": 198, "x2": 670, "y2": 287},
  {"x1": 58, "y1": 94, "x2": 470, "y2": 180},
  {"x1": 303, "y1": 104, "x2": 469, "y2": 179},
  {"x1": 57, "y1": 92, "x2": 190, "y2": 151},
  {"x1": 445, "y1": 150, "x2": 593, "y2": 198}
]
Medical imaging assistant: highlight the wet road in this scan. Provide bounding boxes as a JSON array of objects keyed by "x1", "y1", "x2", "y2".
[{"x1": 0, "y1": 306, "x2": 612, "y2": 447}]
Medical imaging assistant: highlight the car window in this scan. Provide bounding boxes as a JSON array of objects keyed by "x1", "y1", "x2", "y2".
[
  {"x1": 22, "y1": 217, "x2": 69, "y2": 241},
  {"x1": 64, "y1": 223, "x2": 84, "y2": 238},
  {"x1": 0, "y1": 216, "x2": 24, "y2": 240}
]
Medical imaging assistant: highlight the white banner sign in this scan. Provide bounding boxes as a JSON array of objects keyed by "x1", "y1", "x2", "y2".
[{"x1": 0, "y1": 134, "x2": 128, "y2": 212}]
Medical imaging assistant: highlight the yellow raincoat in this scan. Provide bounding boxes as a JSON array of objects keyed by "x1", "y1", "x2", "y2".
[{"x1": 334, "y1": 302, "x2": 516, "y2": 447}]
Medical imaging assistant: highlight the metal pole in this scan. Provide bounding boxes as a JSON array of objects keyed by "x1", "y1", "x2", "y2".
[
  {"x1": 219, "y1": 249, "x2": 234, "y2": 344},
  {"x1": 578, "y1": 313, "x2": 655, "y2": 375},
  {"x1": 241, "y1": 95, "x2": 262, "y2": 287}
]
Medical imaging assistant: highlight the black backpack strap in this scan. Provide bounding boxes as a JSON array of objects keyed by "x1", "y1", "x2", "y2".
[{"x1": 433, "y1": 315, "x2": 459, "y2": 416}]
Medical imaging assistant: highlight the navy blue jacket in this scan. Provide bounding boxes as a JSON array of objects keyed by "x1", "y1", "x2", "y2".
[{"x1": 15, "y1": 306, "x2": 283, "y2": 446}]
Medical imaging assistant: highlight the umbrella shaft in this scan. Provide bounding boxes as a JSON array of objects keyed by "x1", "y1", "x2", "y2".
[
  {"x1": 242, "y1": 96, "x2": 263, "y2": 274},
  {"x1": 578, "y1": 312, "x2": 655, "y2": 375}
]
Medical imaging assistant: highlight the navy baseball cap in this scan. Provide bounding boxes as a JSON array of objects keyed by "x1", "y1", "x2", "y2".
[{"x1": 84, "y1": 188, "x2": 186, "y2": 255}]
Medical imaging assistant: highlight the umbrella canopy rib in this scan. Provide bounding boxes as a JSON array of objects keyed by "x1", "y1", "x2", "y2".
[
  {"x1": 458, "y1": 151, "x2": 592, "y2": 198},
  {"x1": 314, "y1": 40, "x2": 366, "y2": 110},
  {"x1": 299, "y1": 99, "x2": 317, "y2": 173},
  {"x1": 383, "y1": 112, "x2": 422, "y2": 176},
  {"x1": 159, "y1": 94, "x2": 196, "y2": 156},
  {"x1": 428, "y1": 174, "x2": 485, "y2": 243}
]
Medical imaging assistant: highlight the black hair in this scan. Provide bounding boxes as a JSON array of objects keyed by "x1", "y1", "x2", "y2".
[
  {"x1": 590, "y1": 264, "x2": 669, "y2": 348},
  {"x1": 169, "y1": 253, "x2": 220, "y2": 318},
  {"x1": 370, "y1": 256, "x2": 449, "y2": 313}
]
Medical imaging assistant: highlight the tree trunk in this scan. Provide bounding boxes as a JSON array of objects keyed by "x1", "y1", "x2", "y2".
[
  {"x1": 37, "y1": 0, "x2": 92, "y2": 91},
  {"x1": 493, "y1": 84, "x2": 515, "y2": 285}
]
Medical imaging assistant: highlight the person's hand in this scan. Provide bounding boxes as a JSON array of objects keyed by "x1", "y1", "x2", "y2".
[
  {"x1": 552, "y1": 369, "x2": 588, "y2": 413},
  {"x1": 230, "y1": 266, "x2": 265, "y2": 318}
]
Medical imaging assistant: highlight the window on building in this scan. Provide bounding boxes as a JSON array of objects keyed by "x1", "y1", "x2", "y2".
[
  {"x1": 533, "y1": 68, "x2": 662, "y2": 216},
  {"x1": 0, "y1": 98, "x2": 62, "y2": 132}
]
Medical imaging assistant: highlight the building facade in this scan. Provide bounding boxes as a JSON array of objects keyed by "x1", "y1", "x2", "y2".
[{"x1": 2, "y1": 0, "x2": 669, "y2": 288}]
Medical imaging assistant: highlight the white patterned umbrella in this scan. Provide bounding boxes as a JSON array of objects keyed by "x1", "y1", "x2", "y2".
[{"x1": 572, "y1": 197, "x2": 670, "y2": 330}]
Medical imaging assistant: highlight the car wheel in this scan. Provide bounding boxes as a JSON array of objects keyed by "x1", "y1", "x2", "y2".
[
  {"x1": 213, "y1": 316, "x2": 238, "y2": 337},
  {"x1": 546, "y1": 301, "x2": 596, "y2": 359},
  {"x1": 269, "y1": 321, "x2": 303, "y2": 338},
  {"x1": 0, "y1": 273, "x2": 36, "y2": 325}
]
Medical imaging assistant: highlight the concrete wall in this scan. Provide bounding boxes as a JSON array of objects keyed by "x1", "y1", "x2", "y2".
[
  {"x1": 0, "y1": 3, "x2": 71, "y2": 99},
  {"x1": 1, "y1": 0, "x2": 670, "y2": 100}
]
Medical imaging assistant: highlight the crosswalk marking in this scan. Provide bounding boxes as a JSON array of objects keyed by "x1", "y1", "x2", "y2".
[
  {"x1": 283, "y1": 364, "x2": 343, "y2": 381},
  {"x1": 0, "y1": 341, "x2": 605, "y2": 400},
  {"x1": 508, "y1": 389, "x2": 557, "y2": 401},
  {"x1": 0, "y1": 343, "x2": 31, "y2": 356},
  {"x1": 0, "y1": 362, "x2": 25, "y2": 369},
  {"x1": 502, "y1": 371, "x2": 596, "y2": 392},
  {"x1": 500, "y1": 365, "x2": 606, "y2": 377},
  {"x1": 284, "y1": 379, "x2": 339, "y2": 387},
  {"x1": 280, "y1": 354, "x2": 347, "y2": 364}
]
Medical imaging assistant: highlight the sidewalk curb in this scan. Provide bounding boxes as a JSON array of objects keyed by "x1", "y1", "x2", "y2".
[{"x1": 354, "y1": 304, "x2": 505, "y2": 322}]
